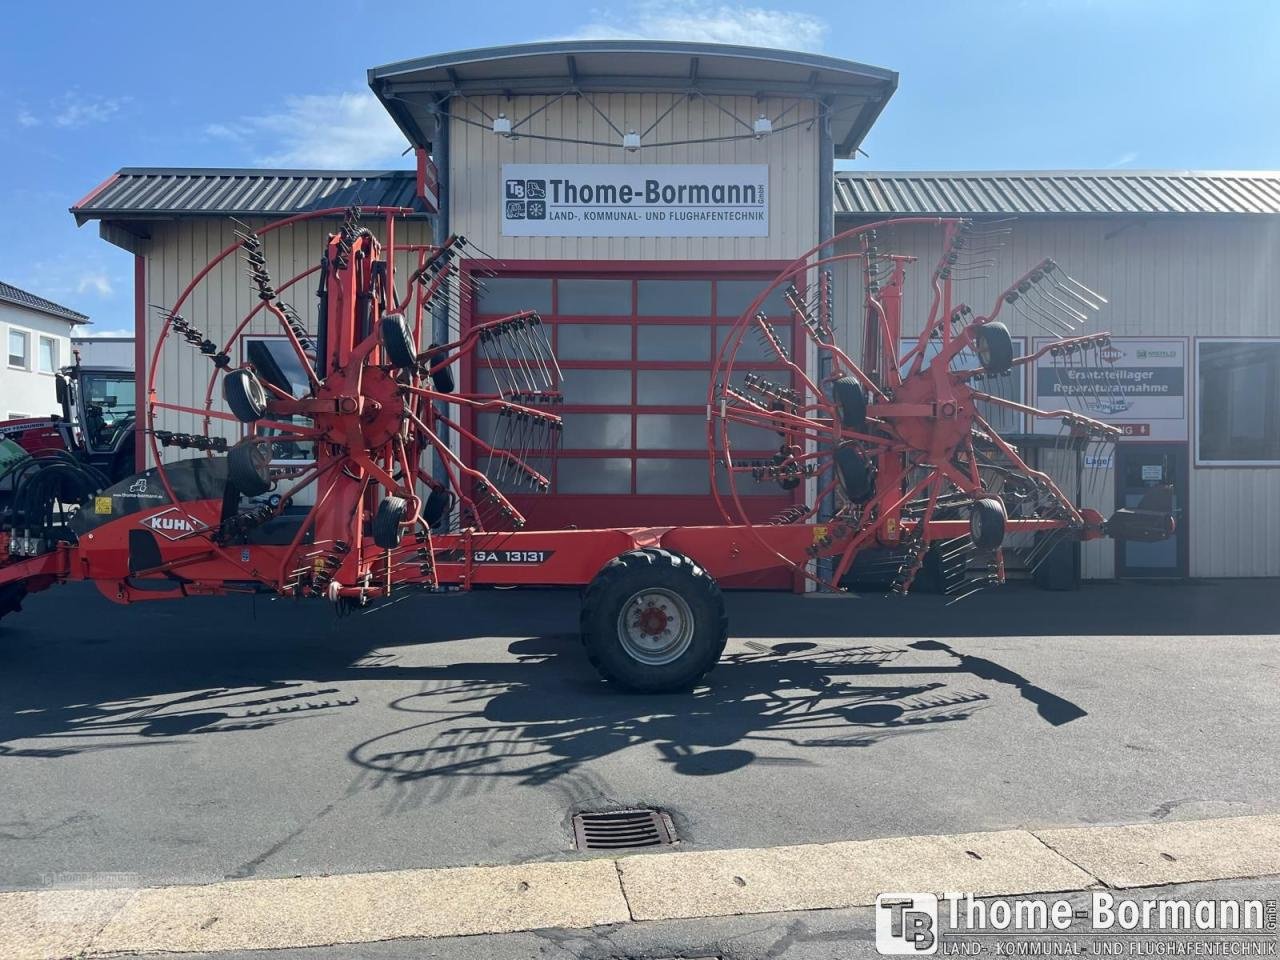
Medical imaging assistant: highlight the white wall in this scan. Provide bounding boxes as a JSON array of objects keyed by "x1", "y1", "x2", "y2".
[
  {"x1": 1, "y1": 301, "x2": 76, "y2": 419},
  {"x1": 831, "y1": 214, "x2": 1280, "y2": 579}
]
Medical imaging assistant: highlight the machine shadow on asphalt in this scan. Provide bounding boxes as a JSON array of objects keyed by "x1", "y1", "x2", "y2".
[{"x1": 8, "y1": 579, "x2": 1267, "y2": 779}]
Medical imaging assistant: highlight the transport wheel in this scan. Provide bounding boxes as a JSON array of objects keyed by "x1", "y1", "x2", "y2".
[
  {"x1": 832, "y1": 376, "x2": 867, "y2": 432},
  {"x1": 835, "y1": 443, "x2": 875, "y2": 502},
  {"x1": 580, "y1": 548, "x2": 728, "y2": 693},
  {"x1": 372, "y1": 495, "x2": 408, "y2": 549},
  {"x1": 381, "y1": 314, "x2": 417, "y2": 369},
  {"x1": 970, "y1": 497, "x2": 1007, "y2": 549},
  {"x1": 974, "y1": 322, "x2": 1014, "y2": 375},
  {"x1": 223, "y1": 369, "x2": 268, "y2": 423},
  {"x1": 227, "y1": 438, "x2": 273, "y2": 496}
]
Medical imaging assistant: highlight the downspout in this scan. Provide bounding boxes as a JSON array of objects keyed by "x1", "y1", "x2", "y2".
[
  {"x1": 430, "y1": 94, "x2": 451, "y2": 486},
  {"x1": 816, "y1": 98, "x2": 836, "y2": 587}
]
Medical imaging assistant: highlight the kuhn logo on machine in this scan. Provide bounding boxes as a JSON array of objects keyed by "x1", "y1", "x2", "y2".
[
  {"x1": 141, "y1": 508, "x2": 208, "y2": 540},
  {"x1": 1100, "y1": 345, "x2": 1125, "y2": 364}
]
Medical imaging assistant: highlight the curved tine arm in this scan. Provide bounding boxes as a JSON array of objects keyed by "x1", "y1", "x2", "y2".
[
  {"x1": 262, "y1": 299, "x2": 322, "y2": 393},
  {"x1": 969, "y1": 411, "x2": 1085, "y2": 526},
  {"x1": 404, "y1": 410, "x2": 527, "y2": 525},
  {"x1": 433, "y1": 412, "x2": 551, "y2": 490}
]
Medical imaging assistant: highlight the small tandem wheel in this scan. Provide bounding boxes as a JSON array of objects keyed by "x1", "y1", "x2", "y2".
[{"x1": 580, "y1": 548, "x2": 728, "y2": 693}]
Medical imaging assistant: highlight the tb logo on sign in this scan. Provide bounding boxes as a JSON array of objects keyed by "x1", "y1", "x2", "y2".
[{"x1": 875, "y1": 893, "x2": 938, "y2": 954}]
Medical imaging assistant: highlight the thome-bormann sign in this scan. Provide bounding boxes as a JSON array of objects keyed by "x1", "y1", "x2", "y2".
[{"x1": 500, "y1": 164, "x2": 768, "y2": 238}]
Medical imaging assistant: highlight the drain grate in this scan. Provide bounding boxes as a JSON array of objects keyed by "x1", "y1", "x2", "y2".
[{"x1": 572, "y1": 809, "x2": 674, "y2": 850}]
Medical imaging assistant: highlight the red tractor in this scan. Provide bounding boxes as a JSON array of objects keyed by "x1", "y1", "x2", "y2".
[{"x1": 0, "y1": 208, "x2": 1172, "y2": 690}]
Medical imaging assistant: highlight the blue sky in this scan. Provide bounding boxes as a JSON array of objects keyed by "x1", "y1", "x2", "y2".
[{"x1": 4, "y1": 0, "x2": 1278, "y2": 334}]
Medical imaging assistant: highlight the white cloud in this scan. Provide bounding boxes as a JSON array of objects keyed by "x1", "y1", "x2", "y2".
[
  {"x1": 16, "y1": 92, "x2": 131, "y2": 129},
  {"x1": 77, "y1": 271, "x2": 114, "y2": 297},
  {"x1": 82, "y1": 328, "x2": 134, "y2": 338},
  {"x1": 209, "y1": 91, "x2": 409, "y2": 168},
  {"x1": 564, "y1": 1, "x2": 828, "y2": 50},
  {"x1": 1105, "y1": 151, "x2": 1139, "y2": 169}
]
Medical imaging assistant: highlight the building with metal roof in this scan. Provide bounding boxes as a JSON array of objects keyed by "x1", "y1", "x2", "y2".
[
  {"x1": 368, "y1": 40, "x2": 898, "y2": 160},
  {"x1": 66, "y1": 41, "x2": 1280, "y2": 584},
  {"x1": 834, "y1": 170, "x2": 1280, "y2": 218},
  {"x1": 71, "y1": 168, "x2": 1280, "y2": 231}
]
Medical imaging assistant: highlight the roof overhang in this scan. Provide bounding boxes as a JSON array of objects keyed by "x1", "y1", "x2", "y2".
[{"x1": 368, "y1": 40, "x2": 898, "y2": 159}]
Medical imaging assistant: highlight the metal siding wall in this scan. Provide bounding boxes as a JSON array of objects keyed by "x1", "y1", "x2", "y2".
[
  {"x1": 449, "y1": 94, "x2": 819, "y2": 262},
  {"x1": 142, "y1": 217, "x2": 432, "y2": 464},
  {"x1": 831, "y1": 215, "x2": 1280, "y2": 579}
]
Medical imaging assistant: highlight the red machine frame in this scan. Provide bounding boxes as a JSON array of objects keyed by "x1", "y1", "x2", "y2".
[{"x1": 1, "y1": 209, "x2": 1170, "y2": 659}]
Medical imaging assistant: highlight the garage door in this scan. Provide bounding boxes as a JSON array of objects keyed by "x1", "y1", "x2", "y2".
[{"x1": 464, "y1": 265, "x2": 802, "y2": 541}]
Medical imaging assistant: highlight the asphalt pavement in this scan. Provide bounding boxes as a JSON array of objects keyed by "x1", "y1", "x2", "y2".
[{"x1": 1, "y1": 577, "x2": 1277, "y2": 899}]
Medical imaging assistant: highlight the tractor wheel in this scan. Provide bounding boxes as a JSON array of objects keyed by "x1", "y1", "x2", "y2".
[
  {"x1": 372, "y1": 495, "x2": 409, "y2": 549},
  {"x1": 227, "y1": 438, "x2": 273, "y2": 496},
  {"x1": 974, "y1": 322, "x2": 1014, "y2": 375},
  {"x1": 970, "y1": 497, "x2": 1007, "y2": 549},
  {"x1": 580, "y1": 548, "x2": 727, "y2": 693},
  {"x1": 381, "y1": 314, "x2": 417, "y2": 369},
  {"x1": 224, "y1": 369, "x2": 268, "y2": 423},
  {"x1": 832, "y1": 376, "x2": 867, "y2": 432},
  {"x1": 835, "y1": 443, "x2": 875, "y2": 502}
]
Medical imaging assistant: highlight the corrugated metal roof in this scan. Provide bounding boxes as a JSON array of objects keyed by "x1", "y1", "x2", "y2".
[
  {"x1": 0, "y1": 280, "x2": 88, "y2": 324},
  {"x1": 834, "y1": 171, "x2": 1280, "y2": 217},
  {"x1": 71, "y1": 168, "x2": 424, "y2": 224}
]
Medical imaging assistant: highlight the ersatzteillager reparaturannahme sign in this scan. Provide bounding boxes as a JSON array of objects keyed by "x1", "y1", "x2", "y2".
[{"x1": 500, "y1": 163, "x2": 768, "y2": 238}]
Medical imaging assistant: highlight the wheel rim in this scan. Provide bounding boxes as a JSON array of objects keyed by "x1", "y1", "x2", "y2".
[{"x1": 616, "y1": 587, "x2": 695, "y2": 666}]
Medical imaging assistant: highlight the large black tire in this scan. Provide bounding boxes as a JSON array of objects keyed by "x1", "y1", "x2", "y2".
[
  {"x1": 223, "y1": 369, "x2": 268, "y2": 423},
  {"x1": 580, "y1": 548, "x2": 727, "y2": 693},
  {"x1": 227, "y1": 438, "x2": 273, "y2": 496},
  {"x1": 425, "y1": 343, "x2": 456, "y2": 394},
  {"x1": 424, "y1": 487, "x2": 453, "y2": 529},
  {"x1": 974, "y1": 322, "x2": 1014, "y2": 375},
  {"x1": 381, "y1": 314, "x2": 417, "y2": 369},
  {"x1": 372, "y1": 495, "x2": 408, "y2": 549},
  {"x1": 970, "y1": 497, "x2": 1007, "y2": 549},
  {"x1": 832, "y1": 376, "x2": 867, "y2": 432},
  {"x1": 835, "y1": 443, "x2": 875, "y2": 502}
]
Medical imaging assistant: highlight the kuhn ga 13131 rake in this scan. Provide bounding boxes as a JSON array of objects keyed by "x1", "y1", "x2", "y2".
[{"x1": 0, "y1": 209, "x2": 1172, "y2": 691}]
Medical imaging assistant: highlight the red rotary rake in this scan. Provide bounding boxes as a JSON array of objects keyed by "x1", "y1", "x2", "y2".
[{"x1": 0, "y1": 209, "x2": 1172, "y2": 691}]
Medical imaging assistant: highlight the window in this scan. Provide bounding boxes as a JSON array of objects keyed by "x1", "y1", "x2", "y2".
[
  {"x1": 38, "y1": 336, "x2": 57, "y2": 373},
  {"x1": 244, "y1": 336, "x2": 315, "y2": 463},
  {"x1": 1197, "y1": 339, "x2": 1280, "y2": 465},
  {"x1": 80, "y1": 371, "x2": 136, "y2": 452},
  {"x1": 8, "y1": 329, "x2": 28, "y2": 368}
]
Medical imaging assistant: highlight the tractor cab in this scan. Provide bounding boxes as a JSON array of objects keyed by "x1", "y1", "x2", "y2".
[{"x1": 58, "y1": 364, "x2": 136, "y2": 467}]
